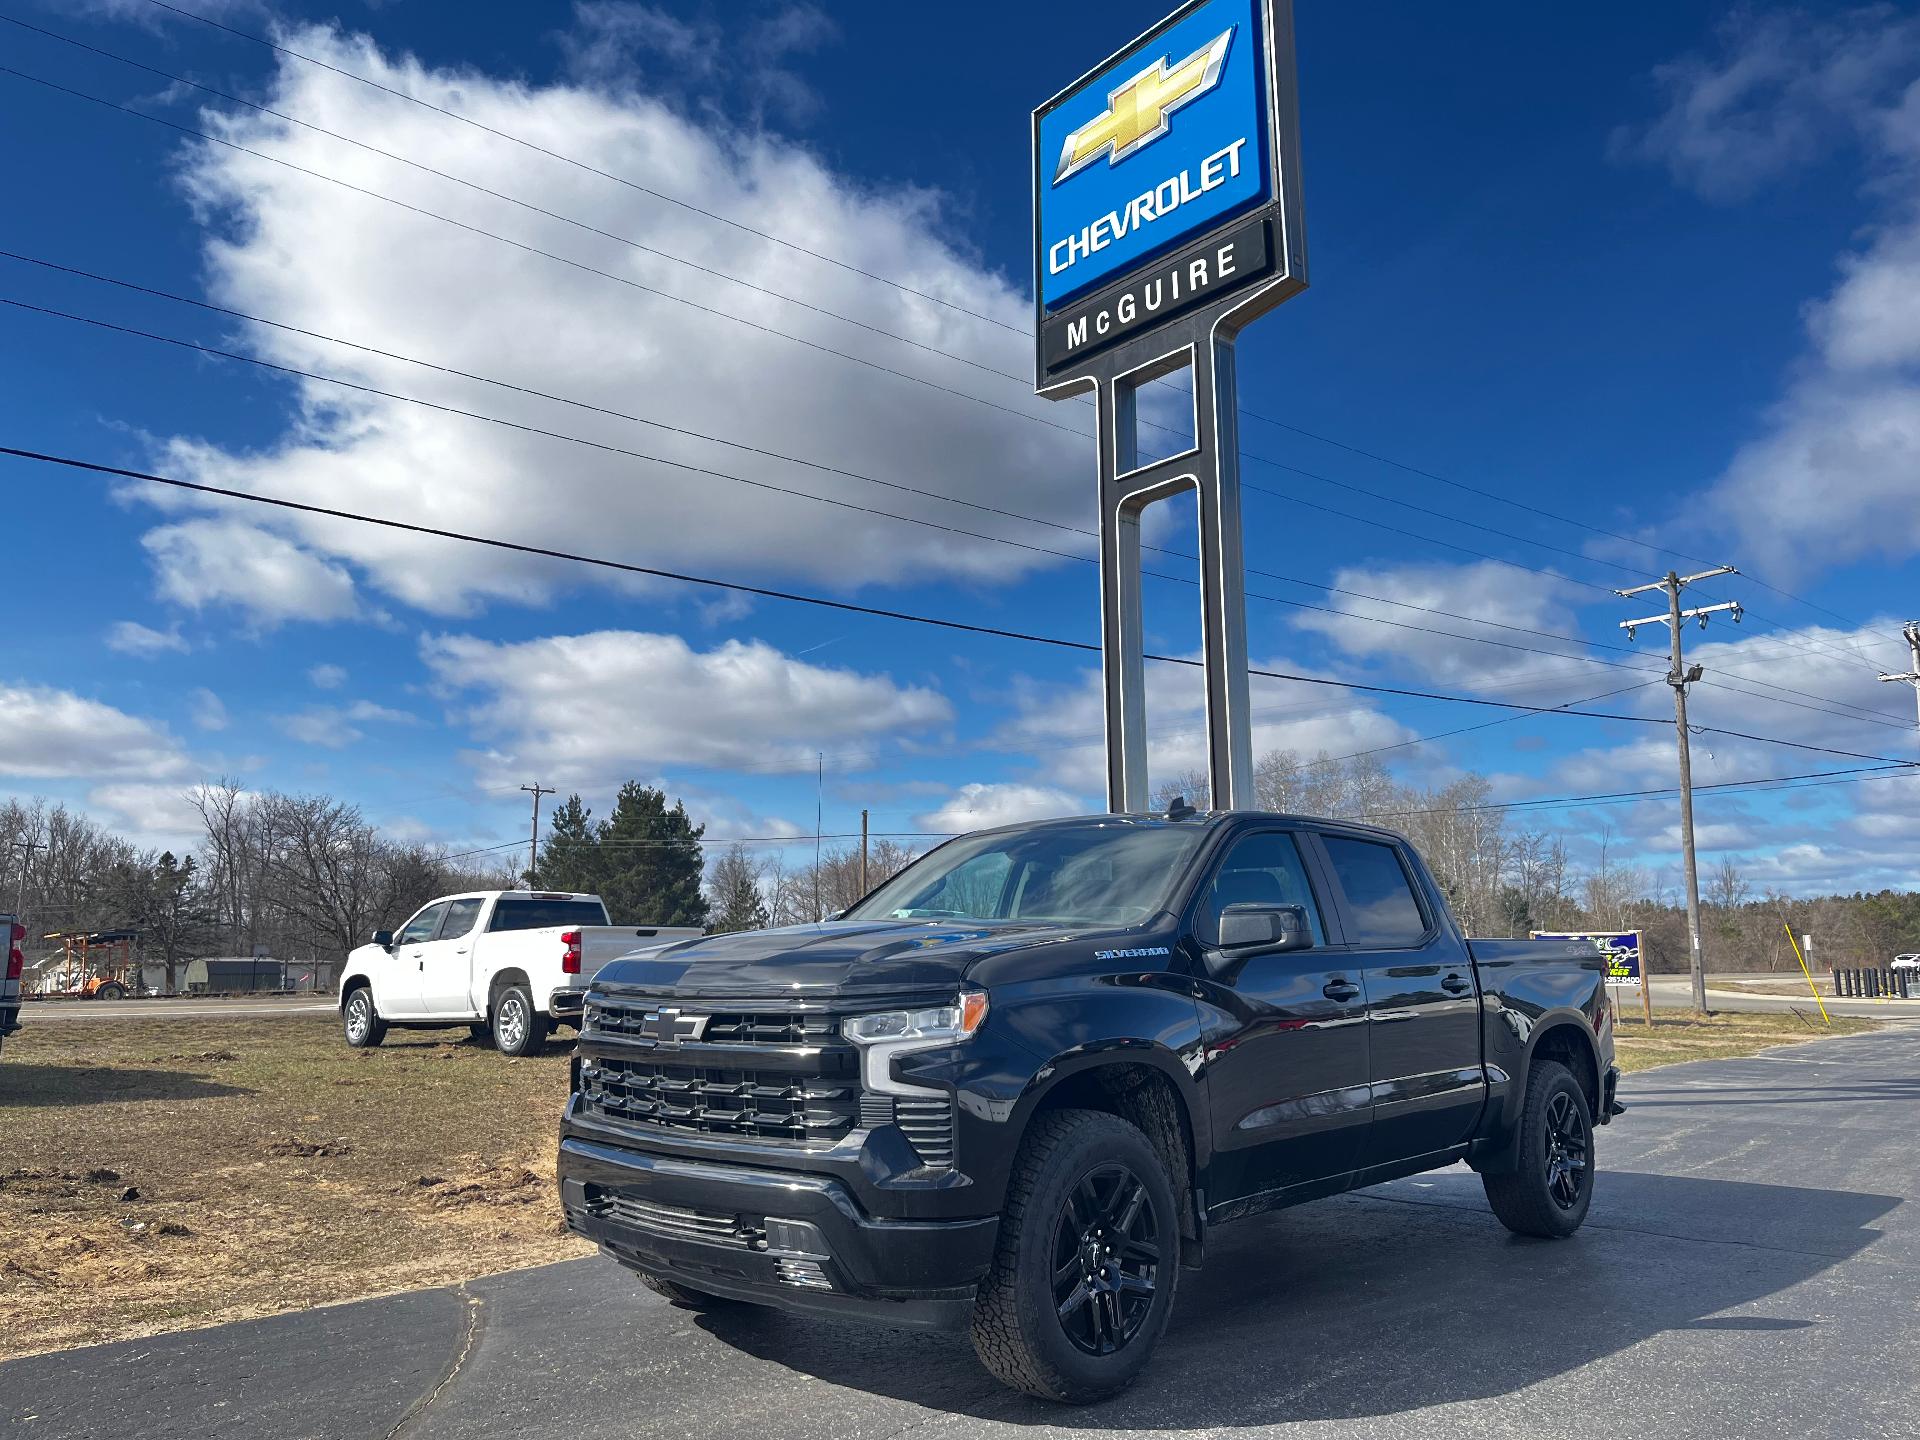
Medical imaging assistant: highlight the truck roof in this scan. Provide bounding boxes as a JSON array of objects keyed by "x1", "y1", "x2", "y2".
[{"x1": 961, "y1": 809, "x2": 1414, "y2": 845}]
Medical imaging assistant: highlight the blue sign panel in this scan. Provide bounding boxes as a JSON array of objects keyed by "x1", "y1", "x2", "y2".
[{"x1": 1036, "y1": 0, "x2": 1272, "y2": 311}]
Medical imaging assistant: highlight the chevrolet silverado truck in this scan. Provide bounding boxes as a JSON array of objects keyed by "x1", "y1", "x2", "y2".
[
  {"x1": 338, "y1": 890, "x2": 699, "y2": 1056},
  {"x1": 558, "y1": 810, "x2": 1622, "y2": 1402}
]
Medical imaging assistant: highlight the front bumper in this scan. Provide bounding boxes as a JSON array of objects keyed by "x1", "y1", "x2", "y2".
[{"x1": 559, "y1": 1135, "x2": 998, "y2": 1330}]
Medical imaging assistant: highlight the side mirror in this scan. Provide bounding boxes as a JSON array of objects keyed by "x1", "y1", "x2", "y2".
[
  {"x1": 1210, "y1": 904, "x2": 1311, "y2": 979},
  {"x1": 372, "y1": 930, "x2": 394, "y2": 950}
]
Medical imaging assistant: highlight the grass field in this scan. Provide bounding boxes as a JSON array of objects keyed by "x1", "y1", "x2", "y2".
[
  {"x1": 1612, "y1": 1008, "x2": 1873, "y2": 1071},
  {"x1": 0, "y1": 1005, "x2": 1879, "y2": 1361}
]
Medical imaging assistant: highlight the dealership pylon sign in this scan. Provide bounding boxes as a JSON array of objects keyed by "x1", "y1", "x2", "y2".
[{"x1": 1033, "y1": 0, "x2": 1306, "y2": 812}]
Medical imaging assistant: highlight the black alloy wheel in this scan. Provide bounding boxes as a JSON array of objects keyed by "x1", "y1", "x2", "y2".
[
  {"x1": 1544, "y1": 1089, "x2": 1589, "y2": 1210},
  {"x1": 1482, "y1": 1058, "x2": 1594, "y2": 1238},
  {"x1": 1050, "y1": 1162, "x2": 1162, "y2": 1357}
]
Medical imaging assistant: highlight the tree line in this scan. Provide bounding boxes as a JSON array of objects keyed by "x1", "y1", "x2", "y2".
[{"x1": 3, "y1": 755, "x2": 1914, "y2": 988}]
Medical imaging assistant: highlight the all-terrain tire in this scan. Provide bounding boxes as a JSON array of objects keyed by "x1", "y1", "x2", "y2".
[
  {"x1": 637, "y1": 1272, "x2": 745, "y2": 1312},
  {"x1": 1483, "y1": 1059, "x2": 1594, "y2": 1238},
  {"x1": 491, "y1": 983, "x2": 547, "y2": 1057},
  {"x1": 970, "y1": 1108, "x2": 1179, "y2": 1404},
  {"x1": 342, "y1": 985, "x2": 387, "y2": 1048}
]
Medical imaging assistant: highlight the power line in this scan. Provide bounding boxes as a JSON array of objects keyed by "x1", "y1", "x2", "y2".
[
  {"x1": 2, "y1": 47, "x2": 1871, "y2": 680},
  {"x1": 0, "y1": 63, "x2": 1083, "y2": 442},
  {"x1": 7, "y1": 444, "x2": 1917, "y2": 776},
  {"x1": 60, "y1": 5, "x2": 1881, "y2": 658},
  {"x1": 5, "y1": 59, "x2": 1885, "y2": 691},
  {"x1": 124, "y1": 0, "x2": 1878, "y2": 648},
  {"x1": 6, "y1": 276, "x2": 1898, "y2": 734}
]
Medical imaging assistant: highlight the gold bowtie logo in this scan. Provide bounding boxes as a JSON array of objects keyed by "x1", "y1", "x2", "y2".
[{"x1": 1054, "y1": 28, "x2": 1235, "y2": 185}]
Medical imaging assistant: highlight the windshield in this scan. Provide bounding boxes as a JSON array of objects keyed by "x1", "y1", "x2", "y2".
[
  {"x1": 845, "y1": 822, "x2": 1205, "y2": 928},
  {"x1": 488, "y1": 898, "x2": 608, "y2": 932}
]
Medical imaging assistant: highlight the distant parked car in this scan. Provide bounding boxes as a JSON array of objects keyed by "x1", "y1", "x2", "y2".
[{"x1": 1893, "y1": 954, "x2": 1920, "y2": 973}]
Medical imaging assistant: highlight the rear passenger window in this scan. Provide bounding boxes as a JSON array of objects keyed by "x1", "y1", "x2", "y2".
[
  {"x1": 438, "y1": 898, "x2": 484, "y2": 939},
  {"x1": 1321, "y1": 837, "x2": 1427, "y2": 947}
]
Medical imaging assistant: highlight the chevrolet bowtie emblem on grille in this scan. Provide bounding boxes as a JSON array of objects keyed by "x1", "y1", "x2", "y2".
[
  {"x1": 1054, "y1": 27, "x2": 1235, "y2": 185},
  {"x1": 639, "y1": 1007, "x2": 708, "y2": 1044}
]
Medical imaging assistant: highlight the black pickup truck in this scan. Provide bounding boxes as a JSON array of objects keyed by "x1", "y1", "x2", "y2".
[{"x1": 559, "y1": 809, "x2": 1621, "y2": 1402}]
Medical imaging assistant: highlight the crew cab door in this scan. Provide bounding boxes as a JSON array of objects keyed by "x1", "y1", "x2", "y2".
[
  {"x1": 1311, "y1": 832, "x2": 1485, "y2": 1169},
  {"x1": 1191, "y1": 829, "x2": 1372, "y2": 1207},
  {"x1": 417, "y1": 896, "x2": 485, "y2": 1016},
  {"x1": 380, "y1": 900, "x2": 449, "y2": 1017}
]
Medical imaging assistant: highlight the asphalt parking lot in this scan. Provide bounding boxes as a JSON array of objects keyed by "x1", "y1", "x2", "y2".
[{"x1": 8, "y1": 1025, "x2": 1918, "y2": 1440}]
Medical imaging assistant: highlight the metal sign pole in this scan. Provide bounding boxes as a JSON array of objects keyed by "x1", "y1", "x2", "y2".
[{"x1": 1035, "y1": 0, "x2": 1305, "y2": 813}]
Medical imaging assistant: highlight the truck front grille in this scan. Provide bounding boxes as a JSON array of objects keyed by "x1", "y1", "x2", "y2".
[
  {"x1": 585, "y1": 998, "x2": 836, "y2": 1046},
  {"x1": 582, "y1": 1057, "x2": 859, "y2": 1143}
]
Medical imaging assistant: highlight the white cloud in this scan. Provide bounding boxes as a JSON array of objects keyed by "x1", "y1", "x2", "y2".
[
  {"x1": 135, "y1": 24, "x2": 1089, "y2": 625},
  {"x1": 1289, "y1": 561, "x2": 1592, "y2": 690},
  {"x1": 189, "y1": 688, "x2": 229, "y2": 732},
  {"x1": 274, "y1": 698, "x2": 416, "y2": 749},
  {"x1": 990, "y1": 655, "x2": 1416, "y2": 798},
  {"x1": 106, "y1": 620, "x2": 190, "y2": 657},
  {"x1": 423, "y1": 628, "x2": 951, "y2": 785},
  {"x1": 914, "y1": 782, "x2": 1083, "y2": 834},
  {"x1": 144, "y1": 517, "x2": 359, "y2": 626},
  {"x1": 0, "y1": 685, "x2": 190, "y2": 780},
  {"x1": 309, "y1": 663, "x2": 348, "y2": 689},
  {"x1": 86, "y1": 783, "x2": 207, "y2": 851},
  {"x1": 1621, "y1": 7, "x2": 1920, "y2": 577},
  {"x1": 1611, "y1": 6, "x2": 1920, "y2": 201},
  {"x1": 557, "y1": 2, "x2": 836, "y2": 125}
]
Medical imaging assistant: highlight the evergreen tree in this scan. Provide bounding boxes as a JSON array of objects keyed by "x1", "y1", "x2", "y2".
[
  {"x1": 707, "y1": 843, "x2": 769, "y2": 933},
  {"x1": 595, "y1": 784, "x2": 710, "y2": 928},
  {"x1": 531, "y1": 794, "x2": 600, "y2": 895}
]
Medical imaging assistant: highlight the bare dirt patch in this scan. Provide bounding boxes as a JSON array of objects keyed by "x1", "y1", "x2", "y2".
[{"x1": 0, "y1": 1016, "x2": 590, "y2": 1360}]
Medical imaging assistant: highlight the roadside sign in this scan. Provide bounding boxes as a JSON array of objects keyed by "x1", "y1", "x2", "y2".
[
  {"x1": 1032, "y1": 0, "x2": 1306, "y2": 387},
  {"x1": 1536, "y1": 931, "x2": 1649, "y2": 1024}
]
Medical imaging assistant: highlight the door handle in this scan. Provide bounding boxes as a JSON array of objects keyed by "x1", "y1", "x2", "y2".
[
  {"x1": 455, "y1": 948, "x2": 469, "y2": 955},
  {"x1": 1323, "y1": 980, "x2": 1361, "y2": 1003},
  {"x1": 1441, "y1": 973, "x2": 1473, "y2": 995}
]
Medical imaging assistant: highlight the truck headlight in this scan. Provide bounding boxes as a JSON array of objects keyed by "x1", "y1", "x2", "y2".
[{"x1": 844, "y1": 991, "x2": 988, "y2": 1096}]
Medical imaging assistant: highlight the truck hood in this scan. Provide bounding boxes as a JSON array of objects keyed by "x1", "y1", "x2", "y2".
[{"x1": 593, "y1": 919, "x2": 1094, "y2": 1000}]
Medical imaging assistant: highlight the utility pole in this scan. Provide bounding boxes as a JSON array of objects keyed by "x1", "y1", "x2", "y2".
[
  {"x1": 860, "y1": 809, "x2": 870, "y2": 896},
  {"x1": 519, "y1": 784, "x2": 554, "y2": 889},
  {"x1": 1617, "y1": 567, "x2": 1743, "y2": 1013},
  {"x1": 1878, "y1": 620, "x2": 1920, "y2": 731}
]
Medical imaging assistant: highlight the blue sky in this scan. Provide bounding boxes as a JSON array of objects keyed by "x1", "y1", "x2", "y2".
[{"x1": 3, "y1": 0, "x2": 1919, "y2": 894}]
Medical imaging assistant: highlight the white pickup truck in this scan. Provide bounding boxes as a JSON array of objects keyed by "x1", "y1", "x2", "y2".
[{"x1": 337, "y1": 890, "x2": 699, "y2": 1057}]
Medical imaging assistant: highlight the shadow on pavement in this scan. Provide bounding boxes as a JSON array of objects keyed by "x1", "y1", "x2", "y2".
[
  {"x1": 0, "y1": 1063, "x2": 251, "y2": 1107},
  {"x1": 692, "y1": 1171, "x2": 1900, "y2": 1429}
]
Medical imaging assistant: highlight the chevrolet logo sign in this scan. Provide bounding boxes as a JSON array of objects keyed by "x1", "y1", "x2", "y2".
[
  {"x1": 1054, "y1": 27, "x2": 1235, "y2": 185},
  {"x1": 639, "y1": 1007, "x2": 708, "y2": 1044}
]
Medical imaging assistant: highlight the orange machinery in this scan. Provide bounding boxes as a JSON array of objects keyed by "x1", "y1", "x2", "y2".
[{"x1": 43, "y1": 930, "x2": 140, "y2": 998}]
